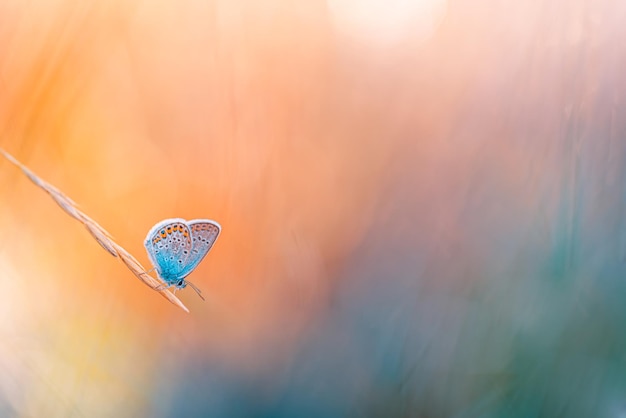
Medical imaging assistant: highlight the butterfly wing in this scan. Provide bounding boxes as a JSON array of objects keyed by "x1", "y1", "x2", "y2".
[
  {"x1": 144, "y1": 218, "x2": 193, "y2": 283},
  {"x1": 179, "y1": 219, "x2": 221, "y2": 278}
]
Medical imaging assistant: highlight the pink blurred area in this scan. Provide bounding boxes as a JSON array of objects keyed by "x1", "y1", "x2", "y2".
[{"x1": 1, "y1": 0, "x2": 625, "y2": 416}]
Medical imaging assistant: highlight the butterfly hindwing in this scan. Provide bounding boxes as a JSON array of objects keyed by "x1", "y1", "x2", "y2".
[{"x1": 144, "y1": 218, "x2": 192, "y2": 283}]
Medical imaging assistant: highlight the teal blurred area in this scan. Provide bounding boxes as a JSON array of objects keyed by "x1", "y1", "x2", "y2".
[{"x1": 2, "y1": 0, "x2": 626, "y2": 417}]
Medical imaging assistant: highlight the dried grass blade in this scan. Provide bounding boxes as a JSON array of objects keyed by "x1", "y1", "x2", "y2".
[{"x1": 0, "y1": 147, "x2": 189, "y2": 313}]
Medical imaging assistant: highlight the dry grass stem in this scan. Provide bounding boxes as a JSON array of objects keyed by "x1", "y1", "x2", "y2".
[{"x1": 0, "y1": 147, "x2": 189, "y2": 313}]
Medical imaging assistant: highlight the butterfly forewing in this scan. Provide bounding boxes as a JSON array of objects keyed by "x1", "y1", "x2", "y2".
[{"x1": 180, "y1": 219, "x2": 221, "y2": 277}]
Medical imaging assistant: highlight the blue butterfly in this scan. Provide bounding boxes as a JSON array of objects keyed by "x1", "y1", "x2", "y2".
[{"x1": 144, "y1": 218, "x2": 221, "y2": 300}]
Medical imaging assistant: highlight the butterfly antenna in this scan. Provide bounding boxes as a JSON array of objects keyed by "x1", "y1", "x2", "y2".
[{"x1": 187, "y1": 281, "x2": 205, "y2": 301}]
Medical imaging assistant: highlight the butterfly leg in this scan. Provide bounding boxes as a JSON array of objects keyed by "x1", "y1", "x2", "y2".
[{"x1": 155, "y1": 282, "x2": 171, "y2": 292}]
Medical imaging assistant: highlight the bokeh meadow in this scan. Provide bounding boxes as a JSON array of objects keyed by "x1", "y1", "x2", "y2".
[{"x1": 1, "y1": 0, "x2": 626, "y2": 416}]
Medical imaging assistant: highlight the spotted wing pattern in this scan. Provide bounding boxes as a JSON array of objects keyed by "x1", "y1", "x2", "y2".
[
  {"x1": 144, "y1": 218, "x2": 192, "y2": 283},
  {"x1": 179, "y1": 220, "x2": 221, "y2": 278}
]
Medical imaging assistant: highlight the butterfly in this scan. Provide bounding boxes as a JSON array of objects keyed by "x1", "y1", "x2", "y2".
[{"x1": 144, "y1": 218, "x2": 221, "y2": 300}]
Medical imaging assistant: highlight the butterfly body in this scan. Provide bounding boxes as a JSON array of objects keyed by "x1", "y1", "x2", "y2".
[{"x1": 144, "y1": 218, "x2": 221, "y2": 297}]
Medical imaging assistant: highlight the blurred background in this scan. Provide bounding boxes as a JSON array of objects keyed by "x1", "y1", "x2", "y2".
[{"x1": 1, "y1": 0, "x2": 626, "y2": 416}]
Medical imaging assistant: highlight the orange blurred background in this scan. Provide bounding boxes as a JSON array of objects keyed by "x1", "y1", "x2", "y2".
[{"x1": 2, "y1": 0, "x2": 626, "y2": 416}]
